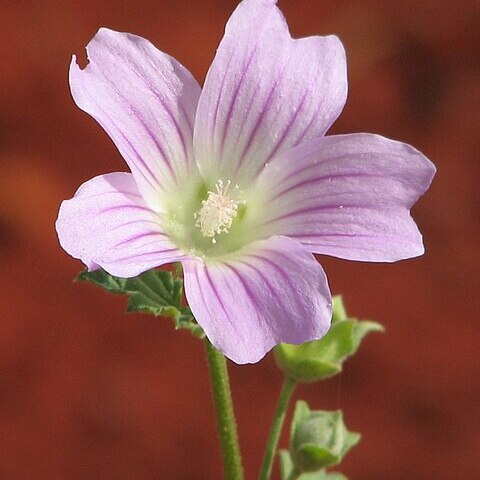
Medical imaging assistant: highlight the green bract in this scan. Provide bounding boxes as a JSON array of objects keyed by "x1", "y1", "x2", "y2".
[
  {"x1": 285, "y1": 401, "x2": 359, "y2": 476},
  {"x1": 77, "y1": 267, "x2": 203, "y2": 337},
  {"x1": 274, "y1": 296, "x2": 383, "y2": 382}
]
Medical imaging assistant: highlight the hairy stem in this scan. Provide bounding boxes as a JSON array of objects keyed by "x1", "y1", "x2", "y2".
[{"x1": 205, "y1": 339, "x2": 244, "y2": 480}]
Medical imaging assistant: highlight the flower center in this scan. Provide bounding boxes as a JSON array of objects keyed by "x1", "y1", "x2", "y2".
[
  {"x1": 164, "y1": 176, "x2": 263, "y2": 259},
  {"x1": 195, "y1": 180, "x2": 240, "y2": 243}
]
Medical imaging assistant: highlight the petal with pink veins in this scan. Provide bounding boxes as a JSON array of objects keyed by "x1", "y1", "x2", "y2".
[
  {"x1": 255, "y1": 133, "x2": 436, "y2": 262},
  {"x1": 69, "y1": 28, "x2": 201, "y2": 208},
  {"x1": 194, "y1": 0, "x2": 347, "y2": 186},
  {"x1": 56, "y1": 173, "x2": 186, "y2": 277},
  {"x1": 183, "y1": 235, "x2": 332, "y2": 364}
]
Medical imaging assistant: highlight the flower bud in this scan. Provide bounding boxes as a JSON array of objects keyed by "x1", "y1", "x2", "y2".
[{"x1": 290, "y1": 401, "x2": 360, "y2": 473}]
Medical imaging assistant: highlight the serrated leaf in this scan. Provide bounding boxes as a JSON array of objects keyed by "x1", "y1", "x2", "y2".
[
  {"x1": 77, "y1": 269, "x2": 127, "y2": 292},
  {"x1": 76, "y1": 267, "x2": 199, "y2": 333}
]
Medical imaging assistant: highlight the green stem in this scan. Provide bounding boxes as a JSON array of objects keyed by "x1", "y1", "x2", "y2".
[
  {"x1": 205, "y1": 339, "x2": 244, "y2": 480},
  {"x1": 259, "y1": 377, "x2": 297, "y2": 480}
]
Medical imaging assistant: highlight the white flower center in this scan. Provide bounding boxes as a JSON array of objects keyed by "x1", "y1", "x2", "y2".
[{"x1": 195, "y1": 180, "x2": 240, "y2": 244}]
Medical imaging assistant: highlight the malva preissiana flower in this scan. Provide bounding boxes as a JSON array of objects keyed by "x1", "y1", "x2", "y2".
[{"x1": 56, "y1": 0, "x2": 435, "y2": 364}]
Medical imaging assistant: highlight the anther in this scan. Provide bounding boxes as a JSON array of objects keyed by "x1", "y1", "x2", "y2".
[{"x1": 195, "y1": 180, "x2": 240, "y2": 243}]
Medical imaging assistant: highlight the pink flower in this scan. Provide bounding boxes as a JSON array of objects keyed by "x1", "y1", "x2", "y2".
[{"x1": 56, "y1": 0, "x2": 435, "y2": 364}]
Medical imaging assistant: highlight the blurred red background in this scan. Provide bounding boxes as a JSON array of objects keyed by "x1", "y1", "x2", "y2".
[{"x1": 1, "y1": 0, "x2": 479, "y2": 479}]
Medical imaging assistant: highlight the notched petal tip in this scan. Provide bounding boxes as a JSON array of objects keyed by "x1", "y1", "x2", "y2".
[
  {"x1": 68, "y1": 54, "x2": 90, "y2": 99},
  {"x1": 70, "y1": 26, "x2": 103, "y2": 72},
  {"x1": 68, "y1": 26, "x2": 202, "y2": 206},
  {"x1": 70, "y1": 54, "x2": 81, "y2": 70},
  {"x1": 70, "y1": 28, "x2": 111, "y2": 71},
  {"x1": 69, "y1": 28, "x2": 137, "y2": 75}
]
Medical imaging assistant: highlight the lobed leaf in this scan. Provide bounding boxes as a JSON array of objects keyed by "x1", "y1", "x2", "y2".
[{"x1": 76, "y1": 267, "x2": 200, "y2": 334}]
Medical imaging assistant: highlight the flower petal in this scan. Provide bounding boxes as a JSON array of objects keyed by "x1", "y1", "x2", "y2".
[
  {"x1": 182, "y1": 235, "x2": 332, "y2": 364},
  {"x1": 194, "y1": 0, "x2": 347, "y2": 186},
  {"x1": 70, "y1": 28, "x2": 201, "y2": 208},
  {"x1": 56, "y1": 173, "x2": 185, "y2": 277},
  {"x1": 255, "y1": 134, "x2": 436, "y2": 262}
]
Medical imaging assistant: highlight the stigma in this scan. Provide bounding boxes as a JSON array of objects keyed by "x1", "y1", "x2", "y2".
[{"x1": 195, "y1": 180, "x2": 240, "y2": 243}]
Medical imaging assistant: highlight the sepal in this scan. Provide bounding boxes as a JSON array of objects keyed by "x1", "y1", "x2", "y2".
[
  {"x1": 274, "y1": 296, "x2": 383, "y2": 382},
  {"x1": 331, "y1": 295, "x2": 348, "y2": 323},
  {"x1": 280, "y1": 451, "x2": 348, "y2": 480}
]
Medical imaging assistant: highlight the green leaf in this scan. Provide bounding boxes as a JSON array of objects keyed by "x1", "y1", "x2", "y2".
[
  {"x1": 289, "y1": 401, "x2": 360, "y2": 473},
  {"x1": 76, "y1": 267, "x2": 200, "y2": 334},
  {"x1": 77, "y1": 268, "x2": 128, "y2": 293},
  {"x1": 274, "y1": 297, "x2": 383, "y2": 382}
]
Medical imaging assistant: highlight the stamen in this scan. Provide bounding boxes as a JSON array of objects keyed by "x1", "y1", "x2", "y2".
[{"x1": 195, "y1": 180, "x2": 240, "y2": 243}]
